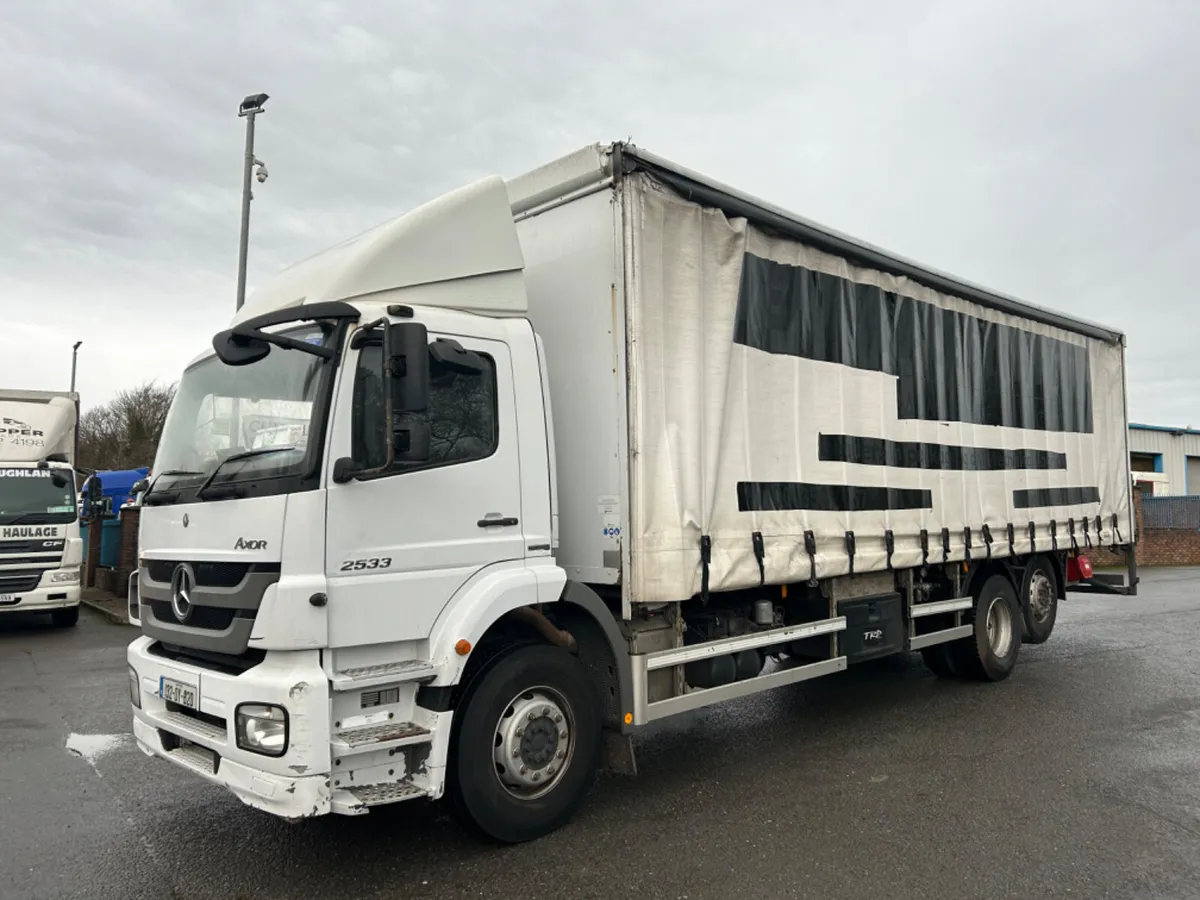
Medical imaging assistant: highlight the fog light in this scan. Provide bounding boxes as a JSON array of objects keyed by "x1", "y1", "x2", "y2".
[
  {"x1": 50, "y1": 568, "x2": 80, "y2": 584},
  {"x1": 235, "y1": 703, "x2": 289, "y2": 756},
  {"x1": 128, "y1": 666, "x2": 141, "y2": 709}
]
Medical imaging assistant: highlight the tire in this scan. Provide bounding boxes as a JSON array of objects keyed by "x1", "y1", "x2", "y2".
[
  {"x1": 953, "y1": 574, "x2": 1021, "y2": 682},
  {"x1": 50, "y1": 606, "x2": 80, "y2": 628},
  {"x1": 447, "y1": 643, "x2": 602, "y2": 843},
  {"x1": 1020, "y1": 557, "x2": 1058, "y2": 644},
  {"x1": 920, "y1": 643, "x2": 959, "y2": 678}
]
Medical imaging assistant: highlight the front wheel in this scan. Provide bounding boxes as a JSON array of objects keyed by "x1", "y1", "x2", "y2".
[
  {"x1": 954, "y1": 574, "x2": 1021, "y2": 682},
  {"x1": 921, "y1": 643, "x2": 959, "y2": 678},
  {"x1": 448, "y1": 643, "x2": 601, "y2": 843}
]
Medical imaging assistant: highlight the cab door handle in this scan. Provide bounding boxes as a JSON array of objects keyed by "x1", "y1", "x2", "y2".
[{"x1": 478, "y1": 516, "x2": 519, "y2": 528}]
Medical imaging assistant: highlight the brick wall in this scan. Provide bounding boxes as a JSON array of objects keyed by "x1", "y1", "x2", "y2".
[
  {"x1": 1095, "y1": 484, "x2": 1200, "y2": 568},
  {"x1": 83, "y1": 506, "x2": 140, "y2": 597},
  {"x1": 116, "y1": 506, "x2": 140, "y2": 588},
  {"x1": 84, "y1": 512, "x2": 103, "y2": 588},
  {"x1": 1135, "y1": 527, "x2": 1200, "y2": 566}
]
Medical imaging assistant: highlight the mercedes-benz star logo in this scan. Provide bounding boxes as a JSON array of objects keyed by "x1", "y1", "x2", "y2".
[{"x1": 170, "y1": 562, "x2": 196, "y2": 623}]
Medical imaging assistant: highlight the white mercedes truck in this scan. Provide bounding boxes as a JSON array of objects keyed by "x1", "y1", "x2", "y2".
[
  {"x1": 0, "y1": 389, "x2": 83, "y2": 625},
  {"x1": 127, "y1": 142, "x2": 1136, "y2": 842}
]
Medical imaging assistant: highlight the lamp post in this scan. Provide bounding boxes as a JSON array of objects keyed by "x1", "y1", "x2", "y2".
[
  {"x1": 70, "y1": 341, "x2": 82, "y2": 393},
  {"x1": 235, "y1": 92, "x2": 270, "y2": 311}
]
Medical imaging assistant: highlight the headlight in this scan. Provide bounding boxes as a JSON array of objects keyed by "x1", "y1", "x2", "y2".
[
  {"x1": 235, "y1": 703, "x2": 289, "y2": 756},
  {"x1": 128, "y1": 666, "x2": 141, "y2": 709},
  {"x1": 49, "y1": 568, "x2": 80, "y2": 584}
]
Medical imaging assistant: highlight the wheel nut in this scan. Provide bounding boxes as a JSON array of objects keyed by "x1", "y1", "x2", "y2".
[
  {"x1": 512, "y1": 748, "x2": 520, "y2": 758},
  {"x1": 520, "y1": 766, "x2": 528, "y2": 775},
  {"x1": 554, "y1": 714, "x2": 563, "y2": 723},
  {"x1": 527, "y1": 711, "x2": 536, "y2": 722},
  {"x1": 556, "y1": 750, "x2": 566, "y2": 759},
  {"x1": 532, "y1": 773, "x2": 541, "y2": 782},
  {"x1": 546, "y1": 766, "x2": 556, "y2": 776},
  {"x1": 515, "y1": 728, "x2": 524, "y2": 739},
  {"x1": 541, "y1": 706, "x2": 551, "y2": 716}
]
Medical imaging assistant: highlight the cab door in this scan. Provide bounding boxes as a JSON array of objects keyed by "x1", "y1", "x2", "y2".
[{"x1": 323, "y1": 328, "x2": 524, "y2": 647}]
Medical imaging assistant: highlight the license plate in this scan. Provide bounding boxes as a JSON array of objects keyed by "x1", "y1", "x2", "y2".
[
  {"x1": 0, "y1": 594, "x2": 17, "y2": 605},
  {"x1": 159, "y1": 676, "x2": 198, "y2": 709}
]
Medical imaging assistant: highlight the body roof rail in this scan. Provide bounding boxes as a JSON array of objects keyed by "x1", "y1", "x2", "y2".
[{"x1": 616, "y1": 143, "x2": 1124, "y2": 345}]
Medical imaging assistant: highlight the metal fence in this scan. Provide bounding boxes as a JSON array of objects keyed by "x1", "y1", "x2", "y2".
[{"x1": 1142, "y1": 496, "x2": 1200, "y2": 529}]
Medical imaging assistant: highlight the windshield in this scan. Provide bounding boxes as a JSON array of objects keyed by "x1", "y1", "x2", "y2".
[
  {"x1": 0, "y1": 467, "x2": 77, "y2": 525},
  {"x1": 153, "y1": 325, "x2": 336, "y2": 500}
]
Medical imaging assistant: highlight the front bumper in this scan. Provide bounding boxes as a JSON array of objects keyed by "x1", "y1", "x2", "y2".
[
  {"x1": 0, "y1": 582, "x2": 79, "y2": 613},
  {"x1": 127, "y1": 635, "x2": 332, "y2": 819}
]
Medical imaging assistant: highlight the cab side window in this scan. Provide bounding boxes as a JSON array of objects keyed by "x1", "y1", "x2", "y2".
[{"x1": 351, "y1": 342, "x2": 498, "y2": 473}]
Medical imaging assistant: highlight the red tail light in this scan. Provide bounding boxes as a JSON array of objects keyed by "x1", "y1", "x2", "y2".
[{"x1": 1067, "y1": 555, "x2": 1094, "y2": 582}]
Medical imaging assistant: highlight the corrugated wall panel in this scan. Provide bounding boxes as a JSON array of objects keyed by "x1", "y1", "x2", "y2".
[{"x1": 1128, "y1": 428, "x2": 1200, "y2": 495}]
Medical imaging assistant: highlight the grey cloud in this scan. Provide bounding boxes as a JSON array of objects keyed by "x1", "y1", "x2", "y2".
[{"x1": 1, "y1": 0, "x2": 1198, "y2": 426}]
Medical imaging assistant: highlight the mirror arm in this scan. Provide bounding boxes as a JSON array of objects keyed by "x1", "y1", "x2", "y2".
[{"x1": 348, "y1": 318, "x2": 395, "y2": 480}]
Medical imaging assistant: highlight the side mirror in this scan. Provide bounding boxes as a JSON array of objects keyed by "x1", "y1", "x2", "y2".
[
  {"x1": 340, "y1": 318, "x2": 435, "y2": 482},
  {"x1": 131, "y1": 478, "x2": 149, "y2": 495},
  {"x1": 87, "y1": 476, "x2": 103, "y2": 504},
  {"x1": 212, "y1": 330, "x2": 271, "y2": 366},
  {"x1": 394, "y1": 417, "x2": 431, "y2": 463},
  {"x1": 391, "y1": 322, "x2": 429, "y2": 412},
  {"x1": 430, "y1": 337, "x2": 486, "y2": 373},
  {"x1": 332, "y1": 456, "x2": 358, "y2": 484},
  {"x1": 127, "y1": 571, "x2": 141, "y2": 627}
]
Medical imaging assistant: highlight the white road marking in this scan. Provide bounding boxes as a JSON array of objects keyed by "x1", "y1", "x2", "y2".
[{"x1": 65, "y1": 732, "x2": 131, "y2": 777}]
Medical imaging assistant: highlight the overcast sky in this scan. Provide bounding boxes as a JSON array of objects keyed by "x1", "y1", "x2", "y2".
[{"x1": 2, "y1": 0, "x2": 1198, "y2": 425}]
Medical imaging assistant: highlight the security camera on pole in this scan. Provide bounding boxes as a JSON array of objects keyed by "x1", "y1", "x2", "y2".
[{"x1": 235, "y1": 92, "x2": 269, "y2": 312}]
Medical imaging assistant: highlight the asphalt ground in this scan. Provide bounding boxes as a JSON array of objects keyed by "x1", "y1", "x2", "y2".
[{"x1": 2, "y1": 567, "x2": 1198, "y2": 900}]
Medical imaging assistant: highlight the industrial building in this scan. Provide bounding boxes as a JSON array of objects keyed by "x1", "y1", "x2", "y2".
[{"x1": 1129, "y1": 424, "x2": 1200, "y2": 496}]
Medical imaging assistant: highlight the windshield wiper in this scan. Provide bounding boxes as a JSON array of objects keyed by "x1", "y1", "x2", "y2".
[
  {"x1": 195, "y1": 447, "x2": 298, "y2": 500},
  {"x1": 1, "y1": 513, "x2": 66, "y2": 525},
  {"x1": 140, "y1": 469, "x2": 204, "y2": 506}
]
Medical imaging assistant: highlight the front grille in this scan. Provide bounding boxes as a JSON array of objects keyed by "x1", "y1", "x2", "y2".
[
  {"x1": 0, "y1": 556, "x2": 63, "y2": 567},
  {"x1": 144, "y1": 560, "x2": 277, "y2": 587},
  {"x1": 0, "y1": 539, "x2": 65, "y2": 554},
  {"x1": 0, "y1": 570, "x2": 43, "y2": 593},
  {"x1": 148, "y1": 600, "x2": 241, "y2": 631},
  {"x1": 150, "y1": 641, "x2": 266, "y2": 676}
]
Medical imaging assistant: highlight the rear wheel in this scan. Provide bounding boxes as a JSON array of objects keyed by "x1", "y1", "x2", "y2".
[
  {"x1": 953, "y1": 575, "x2": 1021, "y2": 682},
  {"x1": 448, "y1": 643, "x2": 601, "y2": 843},
  {"x1": 50, "y1": 606, "x2": 80, "y2": 628},
  {"x1": 1020, "y1": 557, "x2": 1058, "y2": 644}
]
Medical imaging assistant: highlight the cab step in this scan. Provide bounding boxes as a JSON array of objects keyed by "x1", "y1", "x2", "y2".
[
  {"x1": 333, "y1": 721, "x2": 431, "y2": 754},
  {"x1": 331, "y1": 779, "x2": 426, "y2": 815},
  {"x1": 331, "y1": 660, "x2": 437, "y2": 691}
]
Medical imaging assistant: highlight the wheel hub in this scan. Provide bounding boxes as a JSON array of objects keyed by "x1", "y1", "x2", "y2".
[
  {"x1": 493, "y1": 689, "x2": 573, "y2": 799},
  {"x1": 1029, "y1": 571, "x2": 1054, "y2": 623},
  {"x1": 985, "y1": 596, "x2": 1014, "y2": 657}
]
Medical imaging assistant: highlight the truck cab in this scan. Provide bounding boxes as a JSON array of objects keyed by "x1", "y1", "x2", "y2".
[
  {"x1": 1, "y1": 391, "x2": 84, "y2": 625},
  {"x1": 127, "y1": 176, "x2": 576, "y2": 839}
]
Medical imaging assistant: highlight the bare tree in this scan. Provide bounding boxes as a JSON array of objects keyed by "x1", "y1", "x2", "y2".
[{"x1": 78, "y1": 381, "x2": 177, "y2": 471}]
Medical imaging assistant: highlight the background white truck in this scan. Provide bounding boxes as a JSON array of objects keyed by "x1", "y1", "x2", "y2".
[
  {"x1": 127, "y1": 142, "x2": 1136, "y2": 842},
  {"x1": 0, "y1": 389, "x2": 84, "y2": 625}
]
